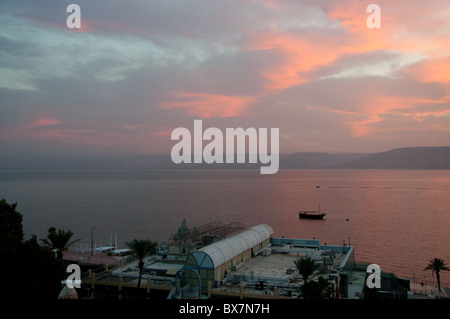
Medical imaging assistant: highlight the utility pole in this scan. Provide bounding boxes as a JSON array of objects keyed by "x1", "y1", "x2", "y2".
[{"x1": 90, "y1": 227, "x2": 95, "y2": 255}]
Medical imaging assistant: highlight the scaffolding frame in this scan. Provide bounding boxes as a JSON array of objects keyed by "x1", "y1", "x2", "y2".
[{"x1": 168, "y1": 220, "x2": 247, "y2": 244}]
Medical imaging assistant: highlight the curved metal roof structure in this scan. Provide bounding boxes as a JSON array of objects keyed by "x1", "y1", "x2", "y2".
[{"x1": 188, "y1": 224, "x2": 273, "y2": 269}]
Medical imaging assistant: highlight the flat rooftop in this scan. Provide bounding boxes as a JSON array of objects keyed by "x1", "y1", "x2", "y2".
[
  {"x1": 241, "y1": 253, "x2": 299, "y2": 279},
  {"x1": 89, "y1": 235, "x2": 357, "y2": 299},
  {"x1": 230, "y1": 248, "x2": 344, "y2": 277}
]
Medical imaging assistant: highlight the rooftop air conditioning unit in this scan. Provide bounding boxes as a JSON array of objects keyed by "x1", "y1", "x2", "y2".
[{"x1": 231, "y1": 262, "x2": 245, "y2": 271}]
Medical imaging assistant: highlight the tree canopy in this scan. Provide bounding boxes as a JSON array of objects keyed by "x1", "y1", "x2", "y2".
[
  {"x1": 0, "y1": 199, "x2": 65, "y2": 299},
  {"x1": 40, "y1": 227, "x2": 79, "y2": 260},
  {"x1": 126, "y1": 239, "x2": 158, "y2": 298},
  {"x1": 424, "y1": 257, "x2": 450, "y2": 294},
  {"x1": 294, "y1": 256, "x2": 320, "y2": 282}
]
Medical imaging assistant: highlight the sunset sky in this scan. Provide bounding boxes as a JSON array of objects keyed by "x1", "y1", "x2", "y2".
[{"x1": 1, "y1": 0, "x2": 450, "y2": 156}]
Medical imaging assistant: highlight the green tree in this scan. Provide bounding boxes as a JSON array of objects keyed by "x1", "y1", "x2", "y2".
[
  {"x1": 300, "y1": 276, "x2": 335, "y2": 299},
  {"x1": 0, "y1": 199, "x2": 65, "y2": 299},
  {"x1": 316, "y1": 276, "x2": 335, "y2": 298},
  {"x1": 0, "y1": 199, "x2": 24, "y2": 244},
  {"x1": 41, "y1": 227, "x2": 79, "y2": 260},
  {"x1": 424, "y1": 257, "x2": 450, "y2": 295},
  {"x1": 294, "y1": 257, "x2": 320, "y2": 283},
  {"x1": 20, "y1": 235, "x2": 66, "y2": 298},
  {"x1": 126, "y1": 239, "x2": 157, "y2": 298}
]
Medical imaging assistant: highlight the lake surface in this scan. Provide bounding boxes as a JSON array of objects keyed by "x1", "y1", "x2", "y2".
[{"x1": 1, "y1": 168, "x2": 450, "y2": 285}]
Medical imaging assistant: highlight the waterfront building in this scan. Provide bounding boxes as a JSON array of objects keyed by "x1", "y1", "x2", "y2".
[{"x1": 79, "y1": 221, "x2": 360, "y2": 299}]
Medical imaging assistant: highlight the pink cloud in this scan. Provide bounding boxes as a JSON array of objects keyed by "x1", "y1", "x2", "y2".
[
  {"x1": 6, "y1": 0, "x2": 450, "y2": 154},
  {"x1": 406, "y1": 57, "x2": 450, "y2": 84},
  {"x1": 155, "y1": 1, "x2": 449, "y2": 131},
  {"x1": 160, "y1": 92, "x2": 257, "y2": 118},
  {"x1": 152, "y1": 130, "x2": 173, "y2": 138},
  {"x1": 344, "y1": 94, "x2": 450, "y2": 138},
  {"x1": 1, "y1": 117, "x2": 125, "y2": 147},
  {"x1": 28, "y1": 118, "x2": 62, "y2": 128}
]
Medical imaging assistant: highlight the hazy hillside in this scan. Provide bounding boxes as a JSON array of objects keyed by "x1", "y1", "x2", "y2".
[
  {"x1": 334, "y1": 147, "x2": 450, "y2": 169},
  {"x1": 1, "y1": 147, "x2": 449, "y2": 169},
  {"x1": 279, "y1": 152, "x2": 367, "y2": 169},
  {"x1": 0, "y1": 152, "x2": 366, "y2": 169}
]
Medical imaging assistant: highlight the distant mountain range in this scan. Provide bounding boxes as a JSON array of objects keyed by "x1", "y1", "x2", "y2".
[
  {"x1": 332, "y1": 146, "x2": 450, "y2": 169},
  {"x1": 1, "y1": 146, "x2": 450, "y2": 169}
]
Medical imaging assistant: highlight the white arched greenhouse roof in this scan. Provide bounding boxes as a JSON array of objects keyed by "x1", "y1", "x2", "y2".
[{"x1": 189, "y1": 224, "x2": 273, "y2": 269}]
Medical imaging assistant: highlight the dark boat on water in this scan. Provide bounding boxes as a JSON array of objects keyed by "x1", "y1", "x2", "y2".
[{"x1": 298, "y1": 205, "x2": 326, "y2": 219}]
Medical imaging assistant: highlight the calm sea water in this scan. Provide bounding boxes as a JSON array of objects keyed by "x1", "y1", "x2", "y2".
[{"x1": 1, "y1": 168, "x2": 450, "y2": 284}]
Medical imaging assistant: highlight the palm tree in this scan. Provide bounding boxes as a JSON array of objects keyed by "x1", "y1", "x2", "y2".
[
  {"x1": 294, "y1": 257, "x2": 320, "y2": 283},
  {"x1": 300, "y1": 276, "x2": 335, "y2": 299},
  {"x1": 125, "y1": 239, "x2": 157, "y2": 298},
  {"x1": 41, "y1": 227, "x2": 79, "y2": 260},
  {"x1": 424, "y1": 257, "x2": 450, "y2": 295},
  {"x1": 316, "y1": 276, "x2": 335, "y2": 298}
]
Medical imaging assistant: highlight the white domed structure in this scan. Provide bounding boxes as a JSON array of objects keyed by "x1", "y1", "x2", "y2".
[{"x1": 58, "y1": 285, "x2": 78, "y2": 299}]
